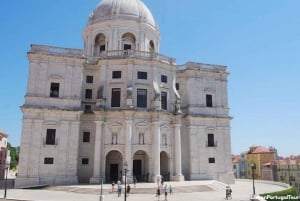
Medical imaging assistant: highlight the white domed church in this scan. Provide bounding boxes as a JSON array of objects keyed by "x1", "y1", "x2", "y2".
[{"x1": 15, "y1": 0, "x2": 234, "y2": 187}]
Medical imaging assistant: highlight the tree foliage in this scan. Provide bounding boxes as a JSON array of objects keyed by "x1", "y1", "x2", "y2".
[{"x1": 7, "y1": 143, "x2": 19, "y2": 170}]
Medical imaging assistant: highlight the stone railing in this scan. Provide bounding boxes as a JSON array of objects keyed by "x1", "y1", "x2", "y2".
[
  {"x1": 30, "y1": 44, "x2": 84, "y2": 58},
  {"x1": 86, "y1": 50, "x2": 176, "y2": 65},
  {"x1": 29, "y1": 44, "x2": 176, "y2": 65}
]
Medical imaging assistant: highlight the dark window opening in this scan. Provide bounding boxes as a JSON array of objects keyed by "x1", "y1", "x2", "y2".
[
  {"x1": 176, "y1": 83, "x2": 180, "y2": 90},
  {"x1": 137, "y1": 88, "x2": 147, "y2": 108},
  {"x1": 44, "y1": 157, "x2": 54, "y2": 164},
  {"x1": 50, "y1": 82, "x2": 59, "y2": 97},
  {"x1": 112, "y1": 71, "x2": 122, "y2": 79},
  {"x1": 137, "y1": 71, "x2": 147, "y2": 80},
  {"x1": 161, "y1": 75, "x2": 168, "y2": 83},
  {"x1": 111, "y1": 88, "x2": 121, "y2": 107},
  {"x1": 100, "y1": 45, "x2": 105, "y2": 52},
  {"x1": 124, "y1": 44, "x2": 131, "y2": 50},
  {"x1": 207, "y1": 133, "x2": 215, "y2": 147},
  {"x1": 206, "y1": 94, "x2": 213, "y2": 107},
  {"x1": 82, "y1": 158, "x2": 89, "y2": 165},
  {"x1": 209, "y1": 157, "x2": 215, "y2": 163},
  {"x1": 84, "y1": 105, "x2": 92, "y2": 111},
  {"x1": 161, "y1": 91, "x2": 167, "y2": 110},
  {"x1": 86, "y1": 76, "x2": 93, "y2": 84},
  {"x1": 83, "y1": 132, "x2": 90, "y2": 143},
  {"x1": 46, "y1": 129, "x2": 56, "y2": 145},
  {"x1": 85, "y1": 89, "x2": 93, "y2": 99}
]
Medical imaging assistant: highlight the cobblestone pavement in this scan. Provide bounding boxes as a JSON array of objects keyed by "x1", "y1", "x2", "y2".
[{"x1": 0, "y1": 180, "x2": 288, "y2": 201}]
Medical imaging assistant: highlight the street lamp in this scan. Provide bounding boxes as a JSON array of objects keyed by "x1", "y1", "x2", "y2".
[
  {"x1": 250, "y1": 162, "x2": 256, "y2": 197},
  {"x1": 124, "y1": 161, "x2": 128, "y2": 201},
  {"x1": 4, "y1": 163, "x2": 10, "y2": 199},
  {"x1": 287, "y1": 158, "x2": 292, "y2": 186},
  {"x1": 99, "y1": 176, "x2": 104, "y2": 201}
]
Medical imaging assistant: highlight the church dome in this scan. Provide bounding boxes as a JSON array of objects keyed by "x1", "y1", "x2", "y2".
[{"x1": 88, "y1": 0, "x2": 157, "y2": 28}]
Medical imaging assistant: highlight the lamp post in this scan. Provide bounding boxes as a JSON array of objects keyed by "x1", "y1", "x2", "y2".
[
  {"x1": 124, "y1": 161, "x2": 128, "y2": 201},
  {"x1": 250, "y1": 162, "x2": 256, "y2": 196},
  {"x1": 100, "y1": 176, "x2": 104, "y2": 201},
  {"x1": 287, "y1": 158, "x2": 292, "y2": 186},
  {"x1": 4, "y1": 163, "x2": 10, "y2": 199}
]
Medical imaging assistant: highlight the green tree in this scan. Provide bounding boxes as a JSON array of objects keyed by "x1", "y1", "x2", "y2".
[{"x1": 7, "y1": 143, "x2": 19, "y2": 170}]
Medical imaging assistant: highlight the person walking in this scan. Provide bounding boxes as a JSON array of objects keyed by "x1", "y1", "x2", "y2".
[
  {"x1": 225, "y1": 186, "x2": 232, "y2": 200},
  {"x1": 164, "y1": 184, "x2": 168, "y2": 201},
  {"x1": 156, "y1": 188, "x2": 161, "y2": 201},
  {"x1": 111, "y1": 181, "x2": 115, "y2": 192},
  {"x1": 169, "y1": 185, "x2": 173, "y2": 195},
  {"x1": 133, "y1": 176, "x2": 137, "y2": 187},
  {"x1": 117, "y1": 183, "x2": 122, "y2": 197},
  {"x1": 126, "y1": 184, "x2": 131, "y2": 196}
]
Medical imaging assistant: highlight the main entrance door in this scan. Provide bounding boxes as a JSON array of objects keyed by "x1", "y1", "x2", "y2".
[
  {"x1": 133, "y1": 150, "x2": 149, "y2": 182},
  {"x1": 110, "y1": 164, "x2": 119, "y2": 182},
  {"x1": 133, "y1": 160, "x2": 142, "y2": 181}
]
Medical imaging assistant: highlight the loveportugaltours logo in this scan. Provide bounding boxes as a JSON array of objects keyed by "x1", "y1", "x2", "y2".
[{"x1": 262, "y1": 194, "x2": 300, "y2": 200}]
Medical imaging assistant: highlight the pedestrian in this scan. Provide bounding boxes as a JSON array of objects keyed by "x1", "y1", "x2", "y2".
[
  {"x1": 112, "y1": 181, "x2": 115, "y2": 192},
  {"x1": 127, "y1": 184, "x2": 131, "y2": 195},
  {"x1": 156, "y1": 188, "x2": 161, "y2": 201},
  {"x1": 164, "y1": 185, "x2": 168, "y2": 201},
  {"x1": 133, "y1": 176, "x2": 137, "y2": 187},
  {"x1": 117, "y1": 183, "x2": 122, "y2": 197},
  {"x1": 169, "y1": 185, "x2": 172, "y2": 195},
  {"x1": 225, "y1": 185, "x2": 232, "y2": 200}
]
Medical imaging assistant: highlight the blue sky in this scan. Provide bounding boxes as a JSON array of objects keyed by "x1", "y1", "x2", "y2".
[{"x1": 0, "y1": 1, "x2": 299, "y2": 156}]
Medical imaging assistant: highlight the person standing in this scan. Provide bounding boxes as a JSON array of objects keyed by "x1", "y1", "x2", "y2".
[{"x1": 133, "y1": 176, "x2": 137, "y2": 187}]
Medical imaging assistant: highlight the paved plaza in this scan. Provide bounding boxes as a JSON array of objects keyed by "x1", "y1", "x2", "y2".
[{"x1": 0, "y1": 180, "x2": 289, "y2": 201}]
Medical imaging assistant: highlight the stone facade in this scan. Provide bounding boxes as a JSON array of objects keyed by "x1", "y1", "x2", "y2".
[{"x1": 15, "y1": 0, "x2": 234, "y2": 188}]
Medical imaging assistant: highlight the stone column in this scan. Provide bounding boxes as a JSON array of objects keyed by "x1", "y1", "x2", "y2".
[
  {"x1": 125, "y1": 120, "x2": 133, "y2": 176},
  {"x1": 90, "y1": 120, "x2": 103, "y2": 184},
  {"x1": 173, "y1": 123, "x2": 184, "y2": 181},
  {"x1": 152, "y1": 121, "x2": 161, "y2": 182}
]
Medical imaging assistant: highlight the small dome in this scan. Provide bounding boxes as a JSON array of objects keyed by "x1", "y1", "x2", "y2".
[{"x1": 88, "y1": 0, "x2": 156, "y2": 28}]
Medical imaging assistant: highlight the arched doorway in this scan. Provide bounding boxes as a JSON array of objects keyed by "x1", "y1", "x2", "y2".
[
  {"x1": 133, "y1": 150, "x2": 149, "y2": 182},
  {"x1": 160, "y1": 151, "x2": 170, "y2": 181},
  {"x1": 105, "y1": 150, "x2": 123, "y2": 183}
]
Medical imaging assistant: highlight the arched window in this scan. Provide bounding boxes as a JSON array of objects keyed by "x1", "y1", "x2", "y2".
[
  {"x1": 112, "y1": 132, "x2": 118, "y2": 144},
  {"x1": 94, "y1": 33, "x2": 106, "y2": 56},
  {"x1": 139, "y1": 132, "x2": 145, "y2": 145},
  {"x1": 122, "y1": 32, "x2": 136, "y2": 50},
  {"x1": 149, "y1": 40, "x2": 155, "y2": 53}
]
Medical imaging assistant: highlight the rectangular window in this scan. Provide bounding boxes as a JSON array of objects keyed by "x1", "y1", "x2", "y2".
[
  {"x1": 209, "y1": 157, "x2": 215, "y2": 163},
  {"x1": 206, "y1": 94, "x2": 213, "y2": 107},
  {"x1": 83, "y1": 132, "x2": 90, "y2": 143},
  {"x1": 161, "y1": 75, "x2": 168, "y2": 83},
  {"x1": 44, "y1": 157, "x2": 54, "y2": 164},
  {"x1": 50, "y1": 82, "x2": 60, "y2": 97},
  {"x1": 176, "y1": 83, "x2": 180, "y2": 90},
  {"x1": 161, "y1": 91, "x2": 167, "y2": 110},
  {"x1": 86, "y1": 76, "x2": 93, "y2": 83},
  {"x1": 46, "y1": 129, "x2": 56, "y2": 145},
  {"x1": 137, "y1": 88, "x2": 147, "y2": 108},
  {"x1": 124, "y1": 44, "x2": 131, "y2": 50},
  {"x1": 112, "y1": 71, "x2": 122, "y2": 79},
  {"x1": 82, "y1": 158, "x2": 89, "y2": 165},
  {"x1": 137, "y1": 71, "x2": 147, "y2": 80},
  {"x1": 207, "y1": 133, "x2": 215, "y2": 147},
  {"x1": 111, "y1": 88, "x2": 121, "y2": 107},
  {"x1": 85, "y1": 89, "x2": 93, "y2": 99},
  {"x1": 100, "y1": 45, "x2": 105, "y2": 52},
  {"x1": 84, "y1": 105, "x2": 91, "y2": 111}
]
